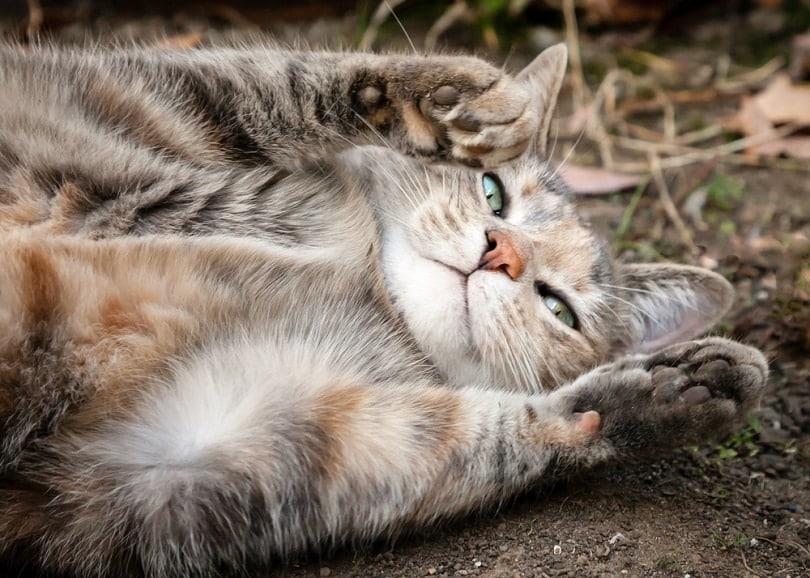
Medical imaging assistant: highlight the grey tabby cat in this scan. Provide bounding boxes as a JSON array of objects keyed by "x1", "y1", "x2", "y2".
[{"x1": 0, "y1": 41, "x2": 766, "y2": 577}]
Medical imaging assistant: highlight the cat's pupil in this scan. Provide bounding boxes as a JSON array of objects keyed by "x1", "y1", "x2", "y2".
[{"x1": 482, "y1": 173, "x2": 504, "y2": 215}]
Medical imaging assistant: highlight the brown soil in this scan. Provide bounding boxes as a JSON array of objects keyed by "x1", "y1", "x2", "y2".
[{"x1": 3, "y1": 4, "x2": 808, "y2": 577}]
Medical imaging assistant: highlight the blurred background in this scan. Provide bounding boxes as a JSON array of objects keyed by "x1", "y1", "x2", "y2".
[{"x1": 1, "y1": 2, "x2": 808, "y2": 577}]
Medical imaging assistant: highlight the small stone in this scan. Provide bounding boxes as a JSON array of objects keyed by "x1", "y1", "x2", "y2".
[
  {"x1": 319, "y1": 567, "x2": 331, "y2": 577},
  {"x1": 553, "y1": 544, "x2": 562, "y2": 555},
  {"x1": 608, "y1": 532, "x2": 626, "y2": 545}
]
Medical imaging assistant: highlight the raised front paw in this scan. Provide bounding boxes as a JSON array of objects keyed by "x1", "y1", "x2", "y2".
[
  {"x1": 360, "y1": 55, "x2": 538, "y2": 167},
  {"x1": 414, "y1": 69, "x2": 538, "y2": 167},
  {"x1": 553, "y1": 337, "x2": 768, "y2": 460}
]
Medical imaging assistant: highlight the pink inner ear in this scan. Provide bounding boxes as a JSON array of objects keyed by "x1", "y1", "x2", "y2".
[{"x1": 628, "y1": 315, "x2": 712, "y2": 354}]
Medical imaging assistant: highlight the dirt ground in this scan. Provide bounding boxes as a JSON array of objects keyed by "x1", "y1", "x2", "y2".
[{"x1": 2, "y1": 3, "x2": 808, "y2": 577}]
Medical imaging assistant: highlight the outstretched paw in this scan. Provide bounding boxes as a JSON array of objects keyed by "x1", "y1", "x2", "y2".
[{"x1": 555, "y1": 337, "x2": 767, "y2": 459}]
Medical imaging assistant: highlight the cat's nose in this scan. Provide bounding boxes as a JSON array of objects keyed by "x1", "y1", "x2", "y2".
[{"x1": 478, "y1": 230, "x2": 525, "y2": 280}]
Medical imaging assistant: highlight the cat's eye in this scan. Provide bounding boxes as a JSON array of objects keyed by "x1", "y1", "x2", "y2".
[
  {"x1": 482, "y1": 173, "x2": 505, "y2": 216},
  {"x1": 535, "y1": 283, "x2": 577, "y2": 329}
]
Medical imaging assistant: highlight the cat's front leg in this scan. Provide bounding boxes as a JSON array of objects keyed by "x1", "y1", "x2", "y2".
[{"x1": 546, "y1": 337, "x2": 768, "y2": 468}]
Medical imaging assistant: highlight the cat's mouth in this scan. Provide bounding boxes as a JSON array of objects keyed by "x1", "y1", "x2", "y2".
[{"x1": 429, "y1": 259, "x2": 473, "y2": 324}]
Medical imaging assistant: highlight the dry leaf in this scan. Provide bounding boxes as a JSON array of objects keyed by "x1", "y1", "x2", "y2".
[
  {"x1": 728, "y1": 94, "x2": 810, "y2": 159},
  {"x1": 731, "y1": 95, "x2": 775, "y2": 136},
  {"x1": 753, "y1": 73, "x2": 810, "y2": 125},
  {"x1": 748, "y1": 136, "x2": 810, "y2": 160},
  {"x1": 557, "y1": 164, "x2": 645, "y2": 195}
]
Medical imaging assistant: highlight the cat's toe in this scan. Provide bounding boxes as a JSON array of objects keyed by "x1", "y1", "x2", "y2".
[
  {"x1": 418, "y1": 77, "x2": 537, "y2": 167},
  {"x1": 443, "y1": 89, "x2": 538, "y2": 167}
]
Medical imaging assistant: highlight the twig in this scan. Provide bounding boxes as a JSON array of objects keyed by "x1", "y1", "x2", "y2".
[
  {"x1": 611, "y1": 122, "x2": 801, "y2": 163},
  {"x1": 740, "y1": 549, "x2": 759, "y2": 577},
  {"x1": 359, "y1": 0, "x2": 407, "y2": 51},
  {"x1": 616, "y1": 176, "x2": 650, "y2": 239},
  {"x1": 675, "y1": 125, "x2": 725, "y2": 146},
  {"x1": 425, "y1": 1, "x2": 472, "y2": 52},
  {"x1": 650, "y1": 153, "x2": 695, "y2": 251},
  {"x1": 753, "y1": 535, "x2": 810, "y2": 558},
  {"x1": 715, "y1": 56, "x2": 785, "y2": 92},
  {"x1": 613, "y1": 151, "x2": 810, "y2": 173},
  {"x1": 561, "y1": 0, "x2": 588, "y2": 111}
]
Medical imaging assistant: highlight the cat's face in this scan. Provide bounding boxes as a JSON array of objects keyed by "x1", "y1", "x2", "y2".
[
  {"x1": 349, "y1": 46, "x2": 734, "y2": 392},
  {"x1": 360, "y1": 149, "x2": 617, "y2": 391}
]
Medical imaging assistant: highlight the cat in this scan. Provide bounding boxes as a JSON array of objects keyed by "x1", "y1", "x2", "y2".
[{"x1": 0, "y1": 41, "x2": 766, "y2": 577}]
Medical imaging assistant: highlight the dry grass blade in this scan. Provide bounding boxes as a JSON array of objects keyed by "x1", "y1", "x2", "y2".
[
  {"x1": 561, "y1": 0, "x2": 589, "y2": 112},
  {"x1": 425, "y1": 1, "x2": 472, "y2": 52},
  {"x1": 359, "y1": 0, "x2": 407, "y2": 50},
  {"x1": 649, "y1": 153, "x2": 694, "y2": 251}
]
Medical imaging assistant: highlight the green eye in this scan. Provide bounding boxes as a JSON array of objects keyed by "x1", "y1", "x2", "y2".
[
  {"x1": 543, "y1": 295, "x2": 576, "y2": 328},
  {"x1": 535, "y1": 283, "x2": 578, "y2": 329},
  {"x1": 482, "y1": 173, "x2": 504, "y2": 215}
]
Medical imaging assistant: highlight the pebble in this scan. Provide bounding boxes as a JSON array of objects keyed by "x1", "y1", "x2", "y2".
[
  {"x1": 319, "y1": 567, "x2": 331, "y2": 577},
  {"x1": 609, "y1": 532, "x2": 626, "y2": 545}
]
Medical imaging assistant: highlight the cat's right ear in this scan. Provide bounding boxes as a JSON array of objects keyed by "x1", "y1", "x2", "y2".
[
  {"x1": 515, "y1": 43, "x2": 568, "y2": 158},
  {"x1": 613, "y1": 263, "x2": 735, "y2": 355}
]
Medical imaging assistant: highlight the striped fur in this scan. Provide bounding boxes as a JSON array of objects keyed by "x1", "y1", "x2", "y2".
[{"x1": 0, "y1": 42, "x2": 766, "y2": 576}]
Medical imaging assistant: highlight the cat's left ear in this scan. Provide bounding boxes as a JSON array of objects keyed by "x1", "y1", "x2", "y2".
[
  {"x1": 515, "y1": 43, "x2": 568, "y2": 158},
  {"x1": 614, "y1": 263, "x2": 735, "y2": 355}
]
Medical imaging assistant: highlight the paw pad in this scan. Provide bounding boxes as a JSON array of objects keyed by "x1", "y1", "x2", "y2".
[{"x1": 432, "y1": 85, "x2": 460, "y2": 106}]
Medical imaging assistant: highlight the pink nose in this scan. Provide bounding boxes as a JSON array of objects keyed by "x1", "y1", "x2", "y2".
[{"x1": 479, "y1": 230, "x2": 525, "y2": 280}]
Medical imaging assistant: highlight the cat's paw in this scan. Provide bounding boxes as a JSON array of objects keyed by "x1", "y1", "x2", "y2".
[
  {"x1": 416, "y1": 75, "x2": 537, "y2": 167},
  {"x1": 554, "y1": 337, "x2": 767, "y2": 460},
  {"x1": 363, "y1": 57, "x2": 538, "y2": 167}
]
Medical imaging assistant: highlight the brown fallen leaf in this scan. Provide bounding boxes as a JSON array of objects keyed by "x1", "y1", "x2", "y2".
[
  {"x1": 730, "y1": 95, "x2": 776, "y2": 137},
  {"x1": 557, "y1": 164, "x2": 645, "y2": 195},
  {"x1": 726, "y1": 94, "x2": 810, "y2": 159},
  {"x1": 748, "y1": 136, "x2": 810, "y2": 160},
  {"x1": 753, "y1": 73, "x2": 810, "y2": 125}
]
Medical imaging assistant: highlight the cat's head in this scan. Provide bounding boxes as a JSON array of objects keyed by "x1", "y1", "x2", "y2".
[{"x1": 346, "y1": 45, "x2": 733, "y2": 392}]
